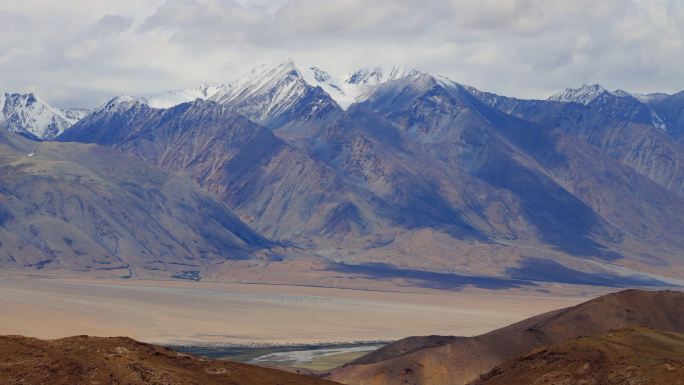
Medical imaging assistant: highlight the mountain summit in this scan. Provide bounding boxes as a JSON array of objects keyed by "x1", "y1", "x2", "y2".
[
  {"x1": 126, "y1": 61, "x2": 425, "y2": 113},
  {"x1": 549, "y1": 84, "x2": 666, "y2": 129},
  {"x1": 0, "y1": 92, "x2": 86, "y2": 140},
  {"x1": 549, "y1": 83, "x2": 614, "y2": 105},
  {"x1": 142, "y1": 84, "x2": 224, "y2": 109},
  {"x1": 207, "y1": 60, "x2": 341, "y2": 127}
]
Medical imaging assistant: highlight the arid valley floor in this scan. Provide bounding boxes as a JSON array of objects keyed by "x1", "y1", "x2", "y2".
[{"x1": 0, "y1": 274, "x2": 589, "y2": 347}]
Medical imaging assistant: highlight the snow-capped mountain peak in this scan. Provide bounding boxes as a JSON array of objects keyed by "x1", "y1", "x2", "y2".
[
  {"x1": 328, "y1": 66, "x2": 424, "y2": 108},
  {"x1": 299, "y1": 65, "x2": 357, "y2": 108},
  {"x1": 0, "y1": 92, "x2": 82, "y2": 140},
  {"x1": 208, "y1": 61, "x2": 426, "y2": 111},
  {"x1": 552, "y1": 85, "x2": 671, "y2": 111},
  {"x1": 98, "y1": 95, "x2": 144, "y2": 112},
  {"x1": 141, "y1": 84, "x2": 224, "y2": 109},
  {"x1": 300, "y1": 66, "x2": 342, "y2": 92},
  {"x1": 105, "y1": 94, "x2": 138, "y2": 105},
  {"x1": 611, "y1": 89, "x2": 633, "y2": 98},
  {"x1": 210, "y1": 60, "x2": 307, "y2": 108},
  {"x1": 302, "y1": 64, "x2": 424, "y2": 108},
  {"x1": 548, "y1": 84, "x2": 612, "y2": 105},
  {"x1": 549, "y1": 84, "x2": 668, "y2": 131},
  {"x1": 205, "y1": 59, "x2": 340, "y2": 126},
  {"x1": 232, "y1": 59, "x2": 302, "y2": 89},
  {"x1": 126, "y1": 61, "x2": 427, "y2": 112}
]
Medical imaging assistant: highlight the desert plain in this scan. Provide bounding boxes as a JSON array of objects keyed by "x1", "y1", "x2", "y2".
[{"x1": 0, "y1": 273, "x2": 591, "y2": 346}]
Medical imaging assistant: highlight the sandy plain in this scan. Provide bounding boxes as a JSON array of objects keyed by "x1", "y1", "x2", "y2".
[{"x1": 0, "y1": 273, "x2": 595, "y2": 345}]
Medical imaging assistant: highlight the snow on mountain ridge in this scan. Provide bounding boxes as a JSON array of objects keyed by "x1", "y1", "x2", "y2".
[
  {"x1": 549, "y1": 84, "x2": 612, "y2": 105},
  {"x1": 0, "y1": 92, "x2": 81, "y2": 139},
  {"x1": 345, "y1": 66, "x2": 421, "y2": 86},
  {"x1": 633, "y1": 92, "x2": 670, "y2": 104},
  {"x1": 142, "y1": 84, "x2": 224, "y2": 109},
  {"x1": 120, "y1": 61, "x2": 426, "y2": 112},
  {"x1": 549, "y1": 84, "x2": 665, "y2": 107},
  {"x1": 307, "y1": 66, "x2": 334, "y2": 83},
  {"x1": 61, "y1": 108, "x2": 91, "y2": 123},
  {"x1": 102, "y1": 94, "x2": 139, "y2": 107},
  {"x1": 208, "y1": 59, "x2": 315, "y2": 122},
  {"x1": 208, "y1": 61, "x2": 426, "y2": 111},
  {"x1": 549, "y1": 84, "x2": 668, "y2": 130},
  {"x1": 299, "y1": 66, "x2": 355, "y2": 108}
]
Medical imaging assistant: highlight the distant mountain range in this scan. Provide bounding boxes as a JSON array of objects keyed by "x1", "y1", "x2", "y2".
[{"x1": 2, "y1": 60, "x2": 684, "y2": 287}]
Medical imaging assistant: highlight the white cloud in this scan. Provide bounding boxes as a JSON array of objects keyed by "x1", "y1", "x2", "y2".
[
  {"x1": 0, "y1": 10, "x2": 30, "y2": 33},
  {"x1": 0, "y1": 0, "x2": 682, "y2": 108},
  {"x1": 93, "y1": 14, "x2": 135, "y2": 37}
]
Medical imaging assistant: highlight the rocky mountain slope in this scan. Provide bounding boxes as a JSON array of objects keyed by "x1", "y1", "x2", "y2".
[
  {"x1": 468, "y1": 85, "x2": 684, "y2": 198},
  {"x1": 0, "y1": 60, "x2": 680, "y2": 287},
  {"x1": 0, "y1": 334, "x2": 337, "y2": 385},
  {"x1": 644, "y1": 90, "x2": 684, "y2": 141},
  {"x1": 348, "y1": 72, "x2": 684, "y2": 272},
  {"x1": 327, "y1": 289, "x2": 684, "y2": 385},
  {"x1": 58, "y1": 98, "x2": 396, "y2": 246},
  {"x1": 470, "y1": 327, "x2": 684, "y2": 385},
  {"x1": 52, "y1": 61, "x2": 684, "y2": 285},
  {"x1": 0, "y1": 129, "x2": 273, "y2": 278}
]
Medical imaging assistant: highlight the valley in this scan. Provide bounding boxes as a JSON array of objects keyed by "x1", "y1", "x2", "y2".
[
  {"x1": 1, "y1": 285, "x2": 682, "y2": 385},
  {"x1": 0, "y1": 273, "x2": 587, "y2": 346},
  {"x1": 175, "y1": 343, "x2": 386, "y2": 371},
  {"x1": 3, "y1": 58, "x2": 684, "y2": 384},
  {"x1": 2, "y1": 1, "x2": 684, "y2": 384}
]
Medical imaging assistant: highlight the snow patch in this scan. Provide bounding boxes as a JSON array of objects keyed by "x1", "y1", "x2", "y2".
[{"x1": 142, "y1": 84, "x2": 224, "y2": 109}]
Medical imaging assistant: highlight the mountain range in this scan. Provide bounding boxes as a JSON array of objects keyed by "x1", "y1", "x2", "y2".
[{"x1": 2, "y1": 60, "x2": 684, "y2": 287}]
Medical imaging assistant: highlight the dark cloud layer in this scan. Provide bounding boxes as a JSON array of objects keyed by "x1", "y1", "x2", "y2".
[{"x1": 0, "y1": 0, "x2": 682, "y2": 108}]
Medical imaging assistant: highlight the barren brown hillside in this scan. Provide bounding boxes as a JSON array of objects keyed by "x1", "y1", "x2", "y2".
[
  {"x1": 0, "y1": 334, "x2": 338, "y2": 385},
  {"x1": 328, "y1": 289, "x2": 684, "y2": 385},
  {"x1": 471, "y1": 327, "x2": 684, "y2": 385}
]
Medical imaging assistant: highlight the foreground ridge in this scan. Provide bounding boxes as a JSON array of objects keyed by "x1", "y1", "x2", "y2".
[
  {"x1": 471, "y1": 326, "x2": 684, "y2": 385},
  {"x1": 0, "y1": 334, "x2": 338, "y2": 385},
  {"x1": 328, "y1": 289, "x2": 684, "y2": 385}
]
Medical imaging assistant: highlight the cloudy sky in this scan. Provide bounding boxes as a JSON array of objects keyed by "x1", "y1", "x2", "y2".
[{"x1": 1, "y1": 0, "x2": 683, "y2": 108}]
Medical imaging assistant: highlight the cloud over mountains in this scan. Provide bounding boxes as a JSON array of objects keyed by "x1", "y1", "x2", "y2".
[{"x1": 1, "y1": 0, "x2": 683, "y2": 108}]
